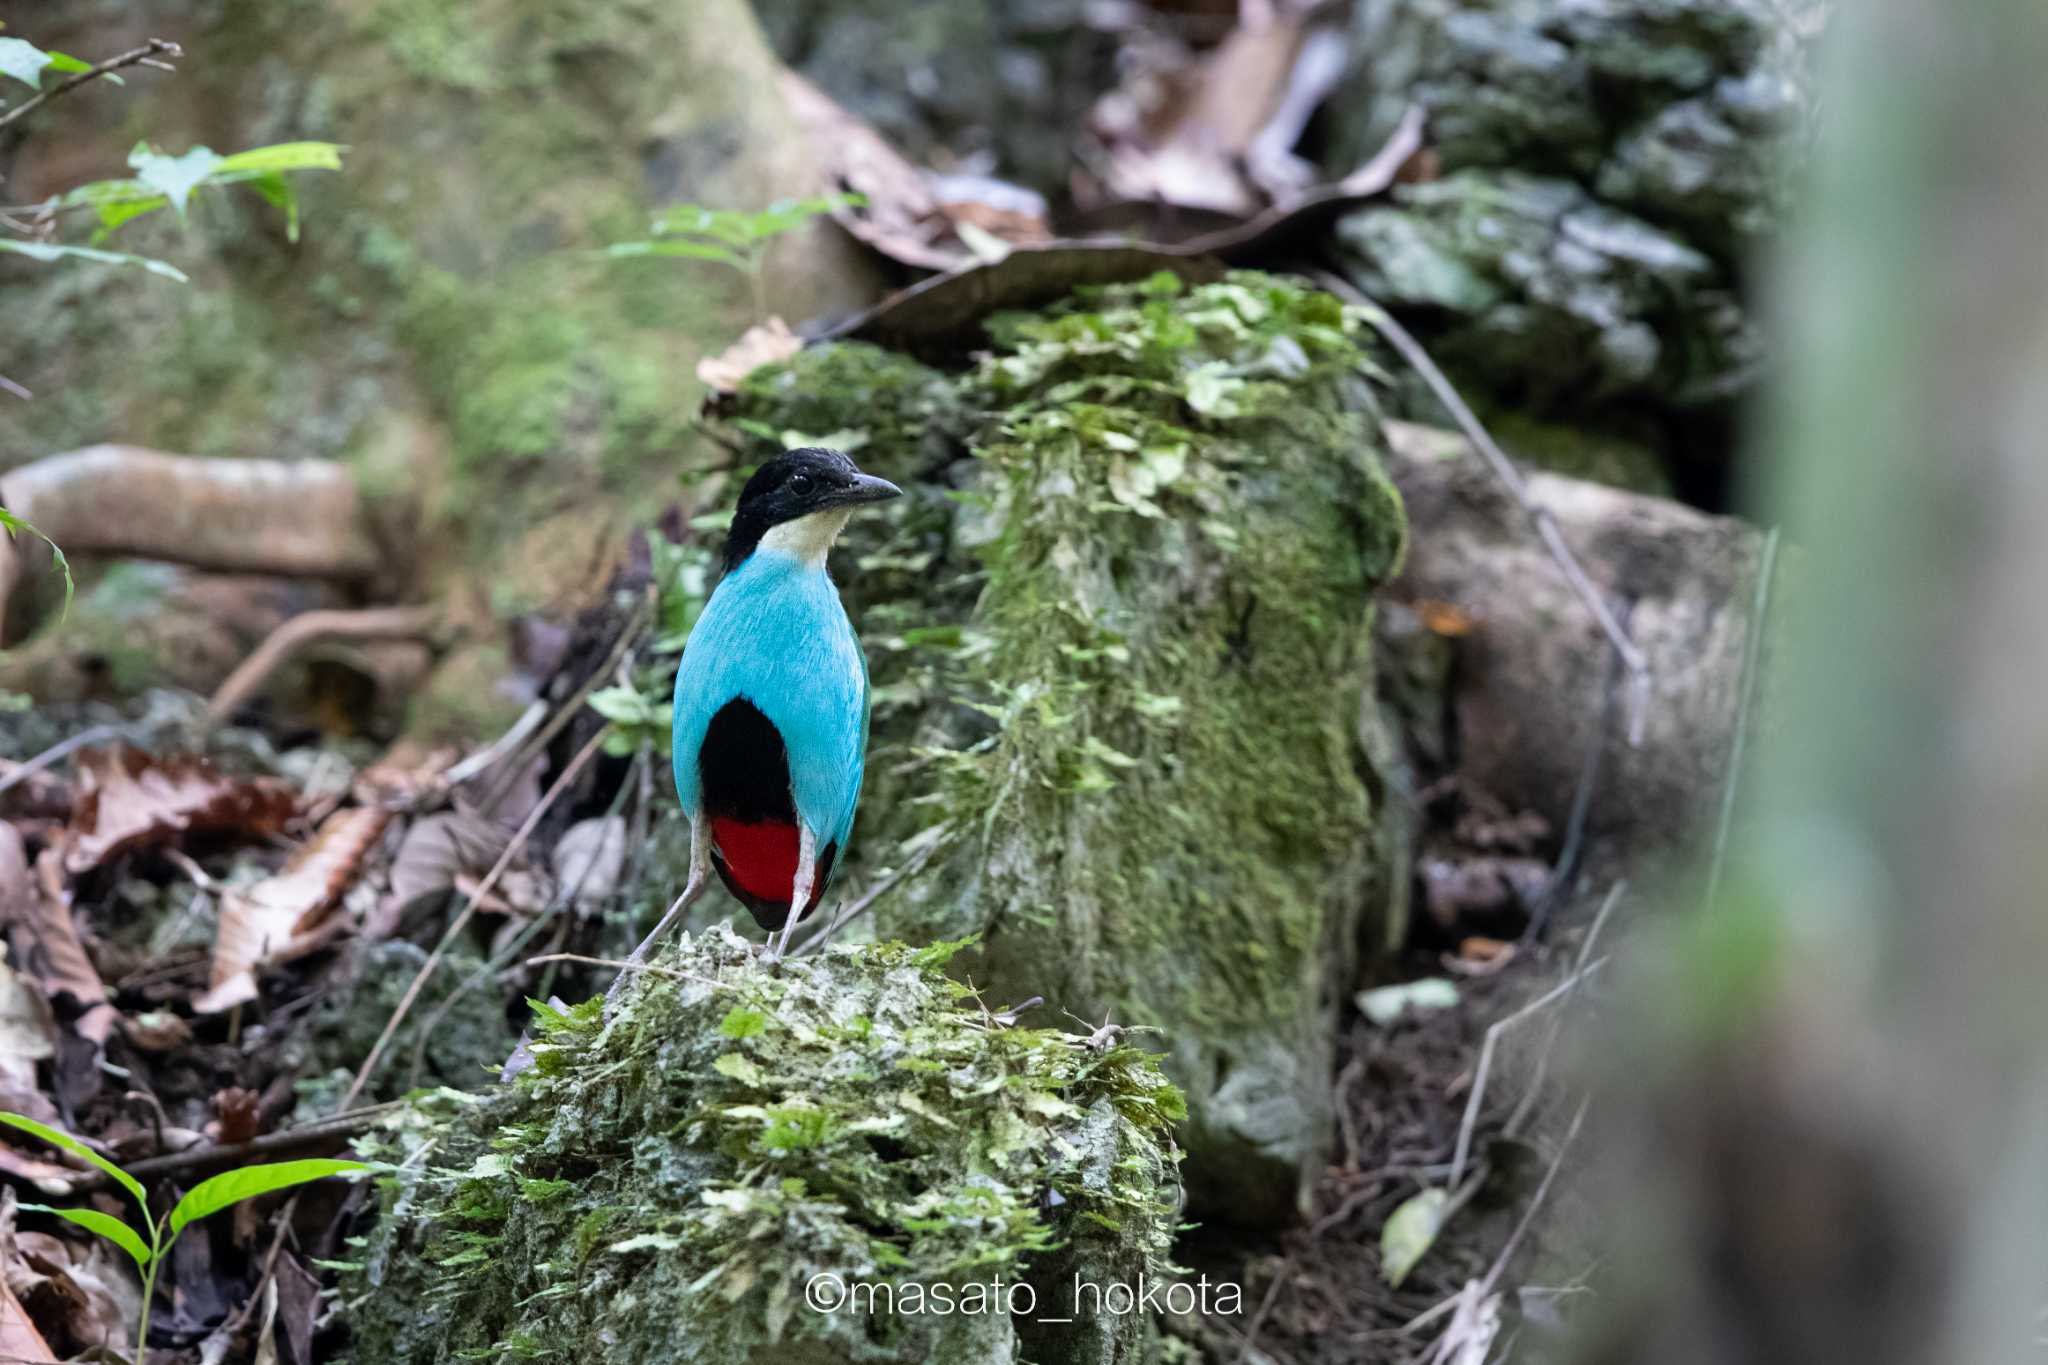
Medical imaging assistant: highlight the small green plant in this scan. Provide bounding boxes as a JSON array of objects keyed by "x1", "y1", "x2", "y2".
[
  {"x1": 603, "y1": 194, "x2": 861, "y2": 318},
  {"x1": 0, "y1": 507, "x2": 71, "y2": 619},
  {"x1": 0, "y1": 1112, "x2": 366, "y2": 1364},
  {"x1": 0, "y1": 30, "x2": 344, "y2": 281}
]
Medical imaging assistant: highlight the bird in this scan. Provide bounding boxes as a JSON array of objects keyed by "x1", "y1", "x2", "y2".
[{"x1": 608, "y1": 447, "x2": 901, "y2": 1005}]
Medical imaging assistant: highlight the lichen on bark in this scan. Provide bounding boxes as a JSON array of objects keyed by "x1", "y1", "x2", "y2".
[
  {"x1": 344, "y1": 928, "x2": 1184, "y2": 1365},
  {"x1": 723, "y1": 272, "x2": 1407, "y2": 1225}
]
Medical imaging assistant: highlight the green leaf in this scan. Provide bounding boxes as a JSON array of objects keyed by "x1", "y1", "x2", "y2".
[
  {"x1": 0, "y1": 236, "x2": 188, "y2": 282},
  {"x1": 717, "y1": 1007, "x2": 769, "y2": 1039},
  {"x1": 1380, "y1": 1186, "x2": 1450, "y2": 1288},
  {"x1": 212, "y1": 141, "x2": 345, "y2": 176},
  {"x1": 0, "y1": 508, "x2": 73, "y2": 621},
  {"x1": 128, "y1": 143, "x2": 224, "y2": 219},
  {"x1": 21, "y1": 1204, "x2": 150, "y2": 1268},
  {"x1": 0, "y1": 1113, "x2": 148, "y2": 1220},
  {"x1": 585, "y1": 685, "x2": 665, "y2": 728},
  {"x1": 604, "y1": 240, "x2": 748, "y2": 270},
  {"x1": 245, "y1": 172, "x2": 300, "y2": 242},
  {"x1": 0, "y1": 36, "x2": 52, "y2": 90},
  {"x1": 166, "y1": 1159, "x2": 366, "y2": 1241},
  {"x1": 42, "y1": 51, "x2": 94, "y2": 77}
]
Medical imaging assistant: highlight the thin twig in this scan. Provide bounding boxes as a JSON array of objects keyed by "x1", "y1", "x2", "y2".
[
  {"x1": 1527, "y1": 644, "x2": 1621, "y2": 942},
  {"x1": 403, "y1": 751, "x2": 638, "y2": 1089},
  {"x1": 1503, "y1": 882, "x2": 1623, "y2": 1139},
  {"x1": 442, "y1": 698, "x2": 548, "y2": 787},
  {"x1": 788, "y1": 834, "x2": 946, "y2": 957},
  {"x1": 203, "y1": 605, "x2": 441, "y2": 730},
  {"x1": 0, "y1": 376, "x2": 29, "y2": 402},
  {"x1": 1702, "y1": 525, "x2": 1781, "y2": 910},
  {"x1": 1238, "y1": 1258, "x2": 1290, "y2": 1365},
  {"x1": 1314, "y1": 273, "x2": 1653, "y2": 744},
  {"x1": 0, "y1": 723, "x2": 128, "y2": 795},
  {"x1": 112, "y1": 1102, "x2": 405, "y2": 1183},
  {"x1": 1447, "y1": 939, "x2": 1613, "y2": 1190},
  {"x1": 1477, "y1": 1096, "x2": 1588, "y2": 1299},
  {"x1": 341, "y1": 727, "x2": 607, "y2": 1109},
  {"x1": 480, "y1": 588, "x2": 650, "y2": 815},
  {"x1": 523, "y1": 953, "x2": 730, "y2": 990},
  {"x1": 0, "y1": 39, "x2": 182, "y2": 133}
]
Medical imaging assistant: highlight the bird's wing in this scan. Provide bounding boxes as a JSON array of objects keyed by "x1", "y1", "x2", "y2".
[
  {"x1": 677, "y1": 563, "x2": 867, "y2": 859},
  {"x1": 768, "y1": 609, "x2": 868, "y2": 859}
]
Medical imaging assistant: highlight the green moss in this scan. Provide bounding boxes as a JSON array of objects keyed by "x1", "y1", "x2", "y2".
[
  {"x1": 347, "y1": 929, "x2": 1183, "y2": 1365},
  {"x1": 724, "y1": 273, "x2": 1407, "y2": 1224}
]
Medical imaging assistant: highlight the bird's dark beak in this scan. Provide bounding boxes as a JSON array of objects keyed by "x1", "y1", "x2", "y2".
[{"x1": 831, "y1": 472, "x2": 903, "y2": 508}]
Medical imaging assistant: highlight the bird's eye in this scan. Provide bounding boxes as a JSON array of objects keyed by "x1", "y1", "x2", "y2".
[{"x1": 788, "y1": 473, "x2": 815, "y2": 497}]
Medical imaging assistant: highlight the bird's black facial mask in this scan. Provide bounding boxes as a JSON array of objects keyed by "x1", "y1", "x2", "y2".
[{"x1": 722, "y1": 447, "x2": 903, "y2": 573}]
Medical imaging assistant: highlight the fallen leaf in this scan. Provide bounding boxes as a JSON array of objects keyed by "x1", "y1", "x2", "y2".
[
  {"x1": 193, "y1": 807, "x2": 388, "y2": 1014},
  {"x1": 0, "y1": 835, "x2": 115, "y2": 1048},
  {"x1": 0, "y1": 944, "x2": 54, "y2": 1092},
  {"x1": 0, "y1": 1272, "x2": 54, "y2": 1363},
  {"x1": 554, "y1": 816, "x2": 627, "y2": 917},
  {"x1": 1420, "y1": 854, "x2": 1552, "y2": 932},
  {"x1": 1381, "y1": 1186, "x2": 1450, "y2": 1288},
  {"x1": 1412, "y1": 598, "x2": 1476, "y2": 637},
  {"x1": 1448, "y1": 936, "x2": 1518, "y2": 977},
  {"x1": 695, "y1": 317, "x2": 804, "y2": 394},
  {"x1": 213, "y1": 1087, "x2": 261, "y2": 1146},
  {"x1": 11, "y1": 1229, "x2": 138, "y2": 1358},
  {"x1": 121, "y1": 1009, "x2": 193, "y2": 1052},
  {"x1": 1091, "y1": 11, "x2": 1310, "y2": 215},
  {"x1": 65, "y1": 746, "x2": 296, "y2": 875},
  {"x1": 779, "y1": 70, "x2": 965, "y2": 271},
  {"x1": 1357, "y1": 977, "x2": 1461, "y2": 1027},
  {"x1": 275, "y1": 1252, "x2": 320, "y2": 1365},
  {"x1": 829, "y1": 108, "x2": 1423, "y2": 354},
  {"x1": 388, "y1": 810, "x2": 513, "y2": 912}
]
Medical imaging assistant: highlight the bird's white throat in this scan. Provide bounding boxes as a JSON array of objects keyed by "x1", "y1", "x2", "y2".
[{"x1": 757, "y1": 507, "x2": 854, "y2": 567}]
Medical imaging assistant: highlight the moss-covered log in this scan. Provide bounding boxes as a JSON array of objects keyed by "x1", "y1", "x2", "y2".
[
  {"x1": 345, "y1": 929, "x2": 1184, "y2": 1365},
  {"x1": 720, "y1": 273, "x2": 1407, "y2": 1225}
]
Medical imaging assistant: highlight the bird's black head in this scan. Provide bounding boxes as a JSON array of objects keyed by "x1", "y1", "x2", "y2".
[{"x1": 722, "y1": 447, "x2": 903, "y2": 573}]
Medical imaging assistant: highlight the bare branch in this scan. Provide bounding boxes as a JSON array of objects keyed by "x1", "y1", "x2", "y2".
[
  {"x1": 0, "y1": 39, "x2": 182, "y2": 134},
  {"x1": 1314, "y1": 272, "x2": 1654, "y2": 745},
  {"x1": 202, "y1": 604, "x2": 441, "y2": 730}
]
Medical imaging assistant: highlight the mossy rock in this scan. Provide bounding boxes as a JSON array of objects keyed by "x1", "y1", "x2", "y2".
[
  {"x1": 720, "y1": 272, "x2": 1408, "y2": 1226},
  {"x1": 344, "y1": 928, "x2": 1184, "y2": 1365},
  {"x1": 0, "y1": 0, "x2": 880, "y2": 600}
]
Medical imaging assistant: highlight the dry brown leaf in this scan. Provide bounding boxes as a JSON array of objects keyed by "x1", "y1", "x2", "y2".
[
  {"x1": 193, "y1": 806, "x2": 389, "y2": 1014},
  {"x1": 65, "y1": 746, "x2": 296, "y2": 875},
  {"x1": 1413, "y1": 598, "x2": 1477, "y2": 637},
  {"x1": 11, "y1": 1229, "x2": 137, "y2": 1359},
  {"x1": 213, "y1": 1087, "x2": 261, "y2": 1146},
  {"x1": 1094, "y1": 12, "x2": 1310, "y2": 215},
  {"x1": 120, "y1": 1009, "x2": 192, "y2": 1053},
  {"x1": 1454, "y1": 936, "x2": 1517, "y2": 969},
  {"x1": 0, "y1": 1272, "x2": 54, "y2": 1364},
  {"x1": 0, "y1": 944, "x2": 55, "y2": 1097},
  {"x1": 1, "y1": 833, "x2": 115, "y2": 1048},
  {"x1": 779, "y1": 69, "x2": 965, "y2": 271},
  {"x1": 388, "y1": 810, "x2": 512, "y2": 912},
  {"x1": 695, "y1": 317, "x2": 805, "y2": 395}
]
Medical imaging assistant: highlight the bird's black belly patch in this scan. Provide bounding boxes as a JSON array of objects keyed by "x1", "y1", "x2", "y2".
[
  {"x1": 700, "y1": 697, "x2": 837, "y2": 930},
  {"x1": 700, "y1": 697, "x2": 795, "y2": 825}
]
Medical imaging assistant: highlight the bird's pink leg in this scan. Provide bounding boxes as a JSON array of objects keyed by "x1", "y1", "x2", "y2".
[
  {"x1": 605, "y1": 817, "x2": 709, "y2": 1015},
  {"x1": 768, "y1": 822, "x2": 818, "y2": 961}
]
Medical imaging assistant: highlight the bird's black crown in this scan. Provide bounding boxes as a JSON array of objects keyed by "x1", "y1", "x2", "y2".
[{"x1": 722, "y1": 447, "x2": 902, "y2": 572}]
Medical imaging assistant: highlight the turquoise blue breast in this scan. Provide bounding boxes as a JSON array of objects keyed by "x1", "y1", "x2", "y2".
[{"x1": 671, "y1": 549, "x2": 871, "y2": 853}]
